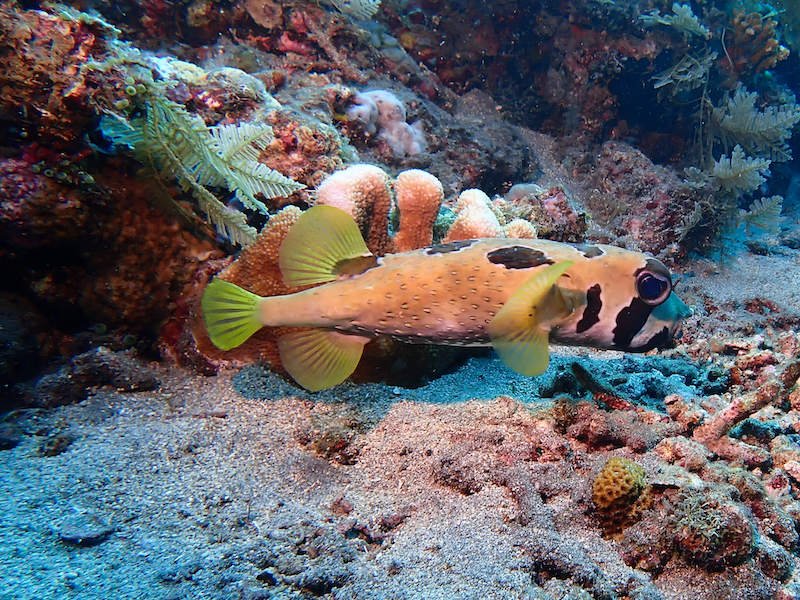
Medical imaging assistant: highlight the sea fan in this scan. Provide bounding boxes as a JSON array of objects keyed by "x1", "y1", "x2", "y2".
[
  {"x1": 740, "y1": 195, "x2": 783, "y2": 238},
  {"x1": 640, "y1": 3, "x2": 710, "y2": 39},
  {"x1": 711, "y1": 145, "x2": 771, "y2": 197},
  {"x1": 102, "y1": 98, "x2": 304, "y2": 246},
  {"x1": 652, "y1": 51, "x2": 716, "y2": 94},
  {"x1": 712, "y1": 86, "x2": 800, "y2": 162}
]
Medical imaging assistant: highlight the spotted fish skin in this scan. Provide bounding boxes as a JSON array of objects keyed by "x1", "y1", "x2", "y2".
[{"x1": 263, "y1": 237, "x2": 687, "y2": 353}]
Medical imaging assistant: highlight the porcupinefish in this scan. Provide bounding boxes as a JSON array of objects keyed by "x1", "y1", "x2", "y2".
[{"x1": 202, "y1": 205, "x2": 691, "y2": 391}]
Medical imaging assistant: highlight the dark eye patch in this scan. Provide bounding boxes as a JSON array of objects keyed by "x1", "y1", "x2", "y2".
[
  {"x1": 487, "y1": 246, "x2": 554, "y2": 269},
  {"x1": 426, "y1": 239, "x2": 476, "y2": 255},
  {"x1": 612, "y1": 298, "x2": 652, "y2": 349}
]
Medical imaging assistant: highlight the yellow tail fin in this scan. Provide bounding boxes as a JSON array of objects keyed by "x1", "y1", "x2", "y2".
[
  {"x1": 487, "y1": 261, "x2": 574, "y2": 376},
  {"x1": 201, "y1": 279, "x2": 264, "y2": 350},
  {"x1": 278, "y1": 205, "x2": 372, "y2": 287}
]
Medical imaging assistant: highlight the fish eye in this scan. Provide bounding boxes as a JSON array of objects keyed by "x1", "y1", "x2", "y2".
[{"x1": 636, "y1": 271, "x2": 671, "y2": 305}]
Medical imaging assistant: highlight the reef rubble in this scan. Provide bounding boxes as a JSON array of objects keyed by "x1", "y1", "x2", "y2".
[
  {"x1": 3, "y1": 305, "x2": 800, "y2": 599},
  {"x1": 3, "y1": 249, "x2": 800, "y2": 598}
]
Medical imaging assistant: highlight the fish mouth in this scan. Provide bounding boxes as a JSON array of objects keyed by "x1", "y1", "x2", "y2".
[{"x1": 670, "y1": 303, "x2": 693, "y2": 342}]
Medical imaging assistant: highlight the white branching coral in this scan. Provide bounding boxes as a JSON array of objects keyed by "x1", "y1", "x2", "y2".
[
  {"x1": 711, "y1": 145, "x2": 771, "y2": 197},
  {"x1": 653, "y1": 51, "x2": 716, "y2": 93},
  {"x1": 640, "y1": 3, "x2": 711, "y2": 39},
  {"x1": 741, "y1": 195, "x2": 783, "y2": 238},
  {"x1": 712, "y1": 86, "x2": 800, "y2": 162},
  {"x1": 324, "y1": 0, "x2": 381, "y2": 20}
]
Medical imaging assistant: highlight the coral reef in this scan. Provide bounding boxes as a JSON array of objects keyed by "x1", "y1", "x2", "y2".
[
  {"x1": 690, "y1": 336, "x2": 800, "y2": 468},
  {"x1": 443, "y1": 189, "x2": 503, "y2": 241},
  {"x1": 0, "y1": 158, "x2": 96, "y2": 249},
  {"x1": 0, "y1": 3, "x2": 128, "y2": 145},
  {"x1": 371, "y1": 0, "x2": 798, "y2": 254},
  {"x1": 500, "y1": 184, "x2": 587, "y2": 242},
  {"x1": 1, "y1": 148, "x2": 227, "y2": 375},
  {"x1": 3, "y1": 0, "x2": 800, "y2": 597},
  {"x1": 671, "y1": 490, "x2": 756, "y2": 570},
  {"x1": 722, "y1": 11, "x2": 790, "y2": 83},
  {"x1": 579, "y1": 141, "x2": 701, "y2": 257}
]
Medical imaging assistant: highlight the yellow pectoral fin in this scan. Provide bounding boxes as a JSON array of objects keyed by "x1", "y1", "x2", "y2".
[
  {"x1": 279, "y1": 205, "x2": 372, "y2": 287},
  {"x1": 201, "y1": 278, "x2": 264, "y2": 350},
  {"x1": 278, "y1": 329, "x2": 369, "y2": 391},
  {"x1": 492, "y1": 328, "x2": 551, "y2": 377},
  {"x1": 487, "y1": 261, "x2": 574, "y2": 377}
]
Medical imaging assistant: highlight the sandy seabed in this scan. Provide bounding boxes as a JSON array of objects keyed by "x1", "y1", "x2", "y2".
[{"x1": 2, "y1": 243, "x2": 800, "y2": 600}]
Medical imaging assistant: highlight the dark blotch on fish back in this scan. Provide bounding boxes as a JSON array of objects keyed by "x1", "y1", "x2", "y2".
[
  {"x1": 613, "y1": 297, "x2": 652, "y2": 349},
  {"x1": 426, "y1": 239, "x2": 476, "y2": 255},
  {"x1": 576, "y1": 284, "x2": 602, "y2": 333},
  {"x1": 574, "y1": 244, "x2": 604, "y2": 258},
  {"x1": 487, "y1": 246, "x2": 554, "y2": 269}
]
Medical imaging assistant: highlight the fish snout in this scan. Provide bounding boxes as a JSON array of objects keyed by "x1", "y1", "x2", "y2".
[{"x1": 663, "y1": 294, "x2": 693, "y2": 344}]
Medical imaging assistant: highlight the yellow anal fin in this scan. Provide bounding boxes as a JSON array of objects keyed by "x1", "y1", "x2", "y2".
[
  {"x1": 487, "y1": 261, "x2": 574, "y2": 376},
  {"x1": 278, "y1": 329, "x2": 369, "y2": 391},
  {"x1": 279, "y1": 205, "x2": 372, "y2": 287},
  {"x1": 201, "y1": 278, "x2": 264, "y2": 350}
]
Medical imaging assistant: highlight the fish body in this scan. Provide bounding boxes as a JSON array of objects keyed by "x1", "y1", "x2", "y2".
[
  {"x1": 263, "y1": 238, "x2": 683, "y2": 351},
  {"x1": 203, "y1": 206, "x2": 691, "y2": 391}
]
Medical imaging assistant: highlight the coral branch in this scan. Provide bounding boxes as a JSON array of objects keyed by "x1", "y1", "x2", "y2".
[{"x1": 693, "y1": 355, "x2": 800, "y2": 467}]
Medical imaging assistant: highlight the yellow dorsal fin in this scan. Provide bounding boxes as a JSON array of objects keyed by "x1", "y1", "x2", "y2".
[
  {"x1": 201, "y1": 278, "x2": 264, "y2": 350},
  {"x1": 279, "y1": 205, "x2": 372, "y2": 287},
  {"x1": 487, "y1": 261, "x2": 574, "y2": 376},
  {"x1": 278, "y1": 329, "x2": 369, "y2": 391}
]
